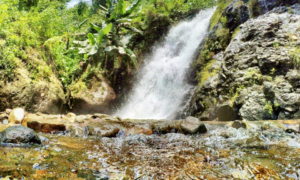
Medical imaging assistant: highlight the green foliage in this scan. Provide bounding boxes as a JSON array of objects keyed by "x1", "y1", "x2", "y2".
[
  {"x1": 0, "y1": 44, "x2": 18, "y2": 81},
  {"x1": 209, "y1": 0, "x2": 232, "y2": 31},
  {"x1": 197, "y1": 60, "x2": 219, "y2": 86},
  {"x1": 230, "y1": 85, "x2": 245, "y2": 107},
  {"x1": 0, "y1": 0, "x2": 91, "y2": 88},
  {"x1": 264, "y1": 101, "x2": 273, "y2": 115}
]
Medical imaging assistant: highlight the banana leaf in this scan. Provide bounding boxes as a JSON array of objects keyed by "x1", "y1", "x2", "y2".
[
  {"x1": 123, "y1": 0, "x2": 141, "y2": 17},
  {"x1": 97, "y1": 23, "x2": 113, "y2": 44},
  {"x1": 87, "y1": 33, "x2": 96, "y2": 45}
]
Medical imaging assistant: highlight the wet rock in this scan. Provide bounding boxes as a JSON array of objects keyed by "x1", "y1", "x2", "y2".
[
  {"x1": 8, "y1": 108, "x2": 26, "y2": 125},
  {"x1": 217, "y1": 103, "x2": 239, "y2": 121},
  {"x1": 285, "y1": 128, "x2": 299, "y2": 134},
  {"x1": 180, "y1": 116, "x2": 207, "y2": 134},
  {"x1": 69, "y1": 74, "x2": 116, "y2": 114},
  {"x1": 0, "y1": 126, "x2": 41, "y2": 144},
  {"x1": 231, "y1": 120, "x2": 246, "y2": 129},
  {"x1": 240, "y1": 86, "x2": 272, "y2": 121},
  {"x1": 64, "y1": 112, "x2": 76, "y2": 123},
  {"x1": 126, "y1": 124, "x2": 153, "y2": 135},
  {"x1": 27, "y1": 121, "x2": 66, "y2": 134},
  {"x1": 90, "y1": 125, "x2": 120, "y2": 137},
  {"x1": 222, "y1": 0, "x2": 250, "y2": 31},
  {"x1": 76, "y1": 115, "x2": 90, "y2": 123},
  {"x1": 286, "y1": 69, "x2": 300, "y2": 89}
]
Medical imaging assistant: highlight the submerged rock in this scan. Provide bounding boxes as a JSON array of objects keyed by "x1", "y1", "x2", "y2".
[
  {"x1": 0, "y1": 126, "x2": 41, "y2": 145},
  {"x1": 180, "y1": 116, "x2": 207, "y2": 134},
  {"x1": 231, "y1": 120, "x2": 247, "y2": 129}
]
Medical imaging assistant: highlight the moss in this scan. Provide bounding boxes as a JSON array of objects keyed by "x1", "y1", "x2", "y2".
[
  {"x1": 289, "y1": 47, "x2": 300, "y2": 69},
  {"x1": 232, "y1": 26, "x2": 241, "y2": 39},
  {"x1": 197, "y1": 60, "x2": 218, "y2": 86},
  {"x1": 264, "y1": 101, "x2": 273, "y2": 115},
  {"x1": 233, "y1": 1, "x2": 244, "y2": 8},
  {"x1": 247, "y1": 0, "x2": 261, "y2": 17},
  {"x1": 229, "y1": 85, "x2": 245, "y2": 107},
  {"x1": 209, "y1": 0, "x2": 233, "y2": 31},
  {"x1": 70, "y1": 80, "x2": 87, "y2": 94},
  {"x1": 220, "y1": 16, "x2": 227, "y2": 24}
]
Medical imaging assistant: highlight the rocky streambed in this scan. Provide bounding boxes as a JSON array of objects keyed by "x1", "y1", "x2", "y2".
[{"x1": 0, "y1": 109, "x2": 300, "y2": 179}]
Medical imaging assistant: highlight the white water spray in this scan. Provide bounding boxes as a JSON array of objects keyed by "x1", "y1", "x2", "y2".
[{"x1": 116, "y1": 8, "x2": 215, "y2": 119}]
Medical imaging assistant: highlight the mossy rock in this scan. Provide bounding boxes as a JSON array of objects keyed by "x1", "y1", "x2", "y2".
[
  {"x1": 0, "y1": 60, "x2": 66, "y2": 114},
  {"x1": 69, "y1": 73, "x2": 116, "y2": 114}
]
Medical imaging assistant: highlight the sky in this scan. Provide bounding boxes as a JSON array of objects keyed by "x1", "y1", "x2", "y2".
[{"x1": 67, "y1": 0, "x2": 92, "y2": 9}]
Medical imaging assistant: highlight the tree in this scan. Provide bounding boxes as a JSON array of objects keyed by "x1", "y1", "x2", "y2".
[{"x1": 74, "y1": 0, "x2": 142, "y2": 77}]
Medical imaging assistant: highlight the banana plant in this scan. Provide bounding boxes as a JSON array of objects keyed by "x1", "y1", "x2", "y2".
[{"x1": 74, "y1": 0, "x2": 141, "y2": 76}]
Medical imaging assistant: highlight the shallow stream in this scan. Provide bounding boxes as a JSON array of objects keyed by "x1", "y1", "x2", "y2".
[{"x1": 1, "y1": 120, "x2": 300, "y2": 179}]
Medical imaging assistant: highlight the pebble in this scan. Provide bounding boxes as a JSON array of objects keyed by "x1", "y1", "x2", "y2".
[{"x1": 2, "y1": 119, "x2": 8, "y2": 125}]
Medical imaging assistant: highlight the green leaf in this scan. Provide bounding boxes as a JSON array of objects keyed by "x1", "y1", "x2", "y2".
[
  {"x1": 118, "y1": 47, "x2": 126, "y2": 55},
  {"x1": 90, "y1": 23, "x2": 101, "y2": 32},
  {"x1": 88, "y1": 45, "x2": 98, "y2": 55},
  {"x1": 125, "y1": 48, "x2": 138, "y2": 70},
  {"x1": 124, "y1": 0, "x2": 141, "y2": 17},
  {"x1": 78, "y1": 48, "x2": 87, "y2": 54},
  {"x1": 87, "y1": 33, "x2": 96, "y2": 45},
  {"x1": 97, "y1": 23, "x2": 113, "y2": 44},
  {"x1": 105, "y1": 45, "x2": 117, "y2": 52},
  {"x1": 117, "y1": 0, "x2": 125, "y2": 16},
  {"x1": 73, "y1": 40, "x2": 89, "y2": 47},
  {"x1": 77, "y1": 19, "x2": 88, "y2": 29},
  {"x1": 99, "y1": 4, "x2": 107, "y2": 11},
  {"x1": 116, "y1": 18, "x2": 132, "y2": 23},
  {"x1": 107, "y1": 0, "x2": 114, "y2": 14}
]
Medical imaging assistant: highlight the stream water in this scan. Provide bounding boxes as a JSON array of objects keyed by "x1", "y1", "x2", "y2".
[
  {"x1": 115, "y1": 8, "x2": 215, "y2": 120},
  {"x1": 2, "y1": 120, "x2": 300, "y2": 179}
]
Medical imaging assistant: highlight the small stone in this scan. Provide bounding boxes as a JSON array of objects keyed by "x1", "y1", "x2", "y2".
[
  {"x1": 2, "y1": 119, "x2": 8, "y2": 125},
  {"x1": 8, "y1": 108, "x2": 25, "y2": 125},
  {"x1": 291, "y1": 34, "x2": 298, "y2": 41},
  {"x1": 180, "y1": 116, "x2": 207, "y2": 134},
  {"x1": 231, "y1": 120, "x2": 247, "y2": 129},
  {"x1": 33, "y1": 163, "x2": 40, "y2": 169},
  {"x1": 64, "y1": 112, "x2": 76, "y2": 123},
  {"x1": 285, "y1": 128, "x2": 298, "y2": 134},
  {"x1": 5, "y1": 109, "x2": 12, "y2": 114}
]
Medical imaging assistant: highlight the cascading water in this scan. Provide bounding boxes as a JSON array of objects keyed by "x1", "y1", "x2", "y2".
[{"x1": 116, "y1": 8, "x2": 215, "y2": 119}]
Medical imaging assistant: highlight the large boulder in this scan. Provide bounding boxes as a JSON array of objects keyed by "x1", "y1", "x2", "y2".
[
  {"x1": 0, "y1": 61, "x2": 66, "y2": 114},
  {"x1": 0, "y1": 126, "x2": 41, "y2": 145},
  {"x1": 189, "y1": 11, "x2": 300, "y2": 121},
  {"x1": 69, "y1": 74, "x2": 116, "y2": 114}
]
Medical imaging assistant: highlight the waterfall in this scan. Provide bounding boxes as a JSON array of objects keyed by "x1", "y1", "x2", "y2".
[{"x1": 115, "y1": 8, "x2": 215, "y2": 120}]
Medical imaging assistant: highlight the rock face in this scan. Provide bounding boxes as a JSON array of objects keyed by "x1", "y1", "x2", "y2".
[
  {"x1": 0, "y1": 62, "x2": 66, "y2": 114},
  {"x1": 188, "y1": 2, "x2": 300, "y2": 121},
  {"x1": 0, "y1": 126, "x2": 41, "y2": 144},
  {"x1": 69, "y1": 74, "x2": 116, "y2": 114},
  {"x1": 180, "y1": 116, "x2": 207, "y2": 134}
]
